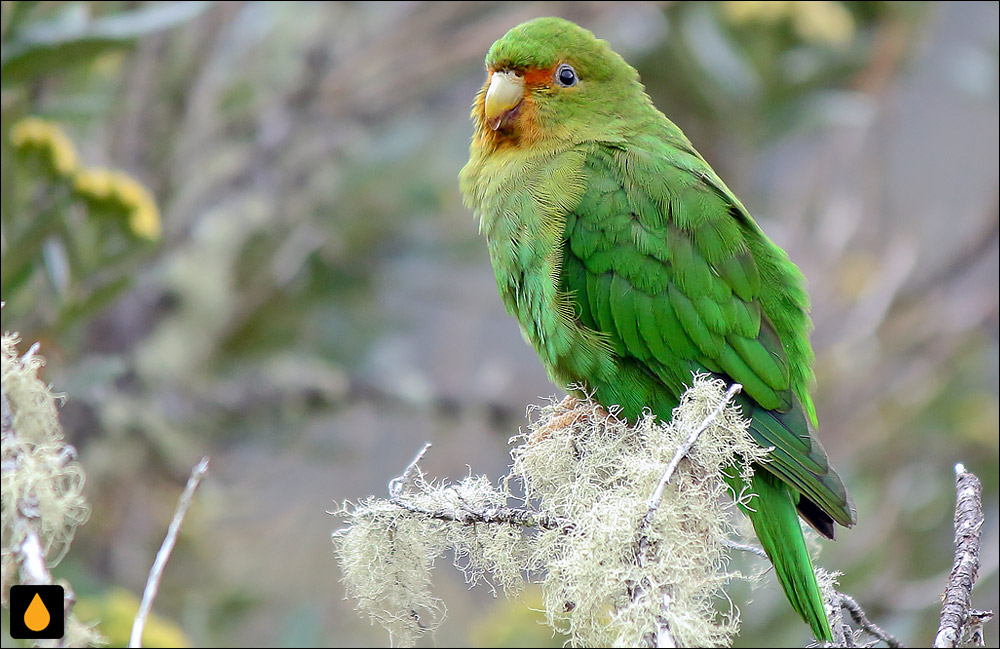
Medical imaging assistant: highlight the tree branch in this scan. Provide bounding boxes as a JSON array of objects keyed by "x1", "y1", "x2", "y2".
[
  {"x1": 640, "y1": 382, "x2": 743, "y2": 549},
  {"x1": 934, "y1": 463, "x2": 992, "y2": 648},
  {"x1": 836, "y1": 591, "x2": 901, "y2": 648},
  {"x1": 636, "y1": 382, "x2": 743, "y2": 648},
  {"x1": 129, "y1": 456, "x2": 210, "y2": 648},
  {"x1": 388, "y1": 495, "x2": 570, "y2": 531},
  {"x1": 381, "y1": 442, "x2": 572, "y2": 532},
  {"x1": 334, "y1": 381, "x2": 910, "y2": 647},
  {"x1": 388, "y1": 442, "x2": 432, "y2": 498}
]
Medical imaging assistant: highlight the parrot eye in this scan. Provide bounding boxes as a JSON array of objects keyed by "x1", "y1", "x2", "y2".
[{"x1": 555, "y1": 63, "x2": 578, "y2": 87}]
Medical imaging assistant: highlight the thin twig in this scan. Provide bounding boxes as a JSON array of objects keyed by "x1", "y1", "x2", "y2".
[
  {"x1": 934, "y1": 463, "x2": 990, "y2": 648},
  {"x1": 642, "y1": 383, "x2": 743, "y2": 530},
  {"x1": 383, "y1": 442, "x2": 571, "y2": 531},
  {"x1": 384, "y1": 442, "x2": 569, "y2": 530},
  {"x1": 728, "y1": 536, "x2": 900, "y2": 647},
  {"x1": 129, "y1": 456, "x2": 210, "y2": 649},
  {"x1": 839, "y1": 591, "x2": 901, "y2": 648},
  {"x1": 334, "y1": 441, "x2": 573, "y2": 537},
  {"x1": 18, "y1": 528, "x2": 52, "y2": 585},
  {"x1": 388, "y1": 442, "x2": 431, "y2": 498},
  {"x1": 639, "y1": 382, "x2": 742, "y2": 559},
  {"x1": 634, "y1": 383, "x2": 742, "y2": 648}
]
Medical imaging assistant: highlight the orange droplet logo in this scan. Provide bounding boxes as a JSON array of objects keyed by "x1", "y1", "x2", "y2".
[{"x1": 25, "y1": 592, "x2": 51, "y2": 632}]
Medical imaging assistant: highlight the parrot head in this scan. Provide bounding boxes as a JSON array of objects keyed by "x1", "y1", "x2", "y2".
[{"x1": 471, "y1": 17, "x2": 651, "y2": 149}]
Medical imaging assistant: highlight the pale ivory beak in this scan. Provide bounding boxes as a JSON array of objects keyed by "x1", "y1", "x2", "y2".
[{"x1": 484, "y1": 70, "x2": 525, "y2": 131}]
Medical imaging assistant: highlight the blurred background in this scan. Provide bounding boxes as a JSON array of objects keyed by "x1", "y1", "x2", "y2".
[{"x1": 1, "y1": 1, "x2": 996, "y2": 647}]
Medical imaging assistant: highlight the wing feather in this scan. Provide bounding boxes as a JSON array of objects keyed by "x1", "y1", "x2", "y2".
[{"x1": 562, "y1": 144, "x2": 855, "y2": 529}]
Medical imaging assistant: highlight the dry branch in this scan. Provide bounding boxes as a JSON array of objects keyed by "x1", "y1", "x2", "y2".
[
  {"x1": 934, "y1": 464, "x2": 992, "y2": 648},
  {"x1": 635, "y1": 383, "x2": 743, "y2": 648},
  {"x1": 380, "y1": 440, "x2": 572, "y2": 532},
  {"x1": 129, "y1": 456, "x2": 210, "y2": 648},
  {"x1": 833, "y1": 590, "x2": 901, "y2": 648},
  {"x1": 641, "y1": 383, "x2": 743, "y2": 538}
]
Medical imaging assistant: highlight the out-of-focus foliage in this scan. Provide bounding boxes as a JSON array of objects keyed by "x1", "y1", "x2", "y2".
[
  {"x1": 4, "y1": 115, "x2": 162, "y2": 326},
  {"x1": 73, "y1": 587, "x2": 191, "y2": 648},
  {"x1": 1, "y1": 1, "x2": 211, "y2": 82},
  {"x1": 1, "y1": 1, "x2": 175, "y2": 341},
  {"x1": 0, "y1": 2, "x2": 996, "y2": 647},
  {"x1": 468, "y1": 586, "x2": 566, "y2": 648}
]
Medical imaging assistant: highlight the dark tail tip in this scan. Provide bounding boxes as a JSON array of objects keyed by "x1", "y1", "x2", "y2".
[{"x1": 796, "y1": 497, "x2": 836, "y2": 540}]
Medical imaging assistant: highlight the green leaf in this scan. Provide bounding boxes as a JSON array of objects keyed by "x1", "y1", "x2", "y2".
[{"x1": 1, "y1": 1, "x2": 213, "y2": 82}]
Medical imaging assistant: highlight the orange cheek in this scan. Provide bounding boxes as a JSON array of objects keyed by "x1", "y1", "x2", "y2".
[
  {"x1": 524, "y1": 65, "x2": 557, "y2": 87},
  {"x1": 513, "y1": 96, "x2": 542, "y2": 143},
  {"x1": 475, "y1": 67, "x2": 553, "y2": 149}
]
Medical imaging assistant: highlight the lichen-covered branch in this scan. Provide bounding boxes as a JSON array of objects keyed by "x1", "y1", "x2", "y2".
[
  {"x1": 333, "y1": 375, "x2": 774, "y2": 647},
  {"x1": 388, "y1": 494, "x2": 571, "y2": 532},
  {"x1": 934, "y1": 464, "x2": 993, "y2": 648},
  {"x1": 635, "y1": 382, "x2": 743, "y2": 648},
  {"x1": 1, "y1": 331, "x2": 101, "y2": 646},
  {"x1": 380, "y1": 442, "x2": 572, "y2": 531},
  {"x1": 641, "y1": 382, "x2": 744, "y2": 534}
]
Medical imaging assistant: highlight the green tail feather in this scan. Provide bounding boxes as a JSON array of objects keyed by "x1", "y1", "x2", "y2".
[{"x1": 731, "y1": 469, "x2": 833, "y2": 642}]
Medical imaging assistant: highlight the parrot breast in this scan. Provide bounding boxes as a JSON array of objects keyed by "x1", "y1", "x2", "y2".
[{"x1": 461, "y1": 142, "x2": 618, "y2": 391}]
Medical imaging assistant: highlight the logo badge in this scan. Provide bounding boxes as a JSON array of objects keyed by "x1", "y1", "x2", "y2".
[{"x1": 9, "y1": 585, "x2": 65, "y2": 639}]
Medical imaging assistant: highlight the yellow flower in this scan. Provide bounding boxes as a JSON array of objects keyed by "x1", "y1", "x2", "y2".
[
  {"x1": 73, "y1": 167, "x2": 115, "y2": 200},
  {"x1": 11, "y1": 119, "x2": 162, "y2": 241},
  {"x1": 73, "y1": 167, "x2": 162, "y2": 240},
  {"x1": 119, "y1": 177, "x2": 162, "y2": 240},
  {"x1": 10, "y1": 116, "x2": 79, "y2": 178}
]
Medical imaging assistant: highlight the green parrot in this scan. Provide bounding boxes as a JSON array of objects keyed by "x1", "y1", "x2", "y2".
[{"x1": 459, "y1": 17, "x2": 856, "y2": 642}]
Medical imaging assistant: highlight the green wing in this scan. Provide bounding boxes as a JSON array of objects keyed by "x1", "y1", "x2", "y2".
[{"x1": 561, "y1": 139, "x2": 855, "y2": 532}]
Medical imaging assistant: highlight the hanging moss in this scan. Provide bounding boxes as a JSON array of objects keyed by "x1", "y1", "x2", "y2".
[{"x1": 334, "y1": 375, "x2": 776, "y2": 647}]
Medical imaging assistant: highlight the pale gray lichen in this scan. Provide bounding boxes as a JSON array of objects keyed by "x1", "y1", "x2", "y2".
[
  {"x1": 333, "y1": 375, "x2": 775, "y2": 647},
  {"x1": 817, "y1": 567, "x2": 858, "y2": 645},
  {"x1": 1, "y1": 332, "x2": 91, "y2": 599},
  {"x1": 333, "y1": 470, "x2": 532, "y2": 646},
  {"x1": 1, "y1": 331, "x2": 101, "y2": 647}
]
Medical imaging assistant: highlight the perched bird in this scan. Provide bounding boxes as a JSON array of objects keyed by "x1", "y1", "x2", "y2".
[{"x1": 459, "y1": 17, "x2": 856, "y2": 641}]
